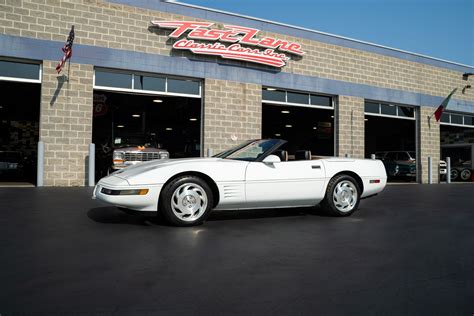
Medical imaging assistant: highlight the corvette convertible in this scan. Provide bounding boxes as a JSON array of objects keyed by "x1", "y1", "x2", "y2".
[{"x1": 93, "y1": 139, "x2": 387, "y2": 226}]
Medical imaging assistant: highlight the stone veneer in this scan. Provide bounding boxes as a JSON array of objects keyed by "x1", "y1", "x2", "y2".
[
  {"x1": 40, "y1": 60, "x2": 93, "y2": 186},
  {"x1": 417, "y1": 107, "x2": 441, "y2": 183},
  {"x1": 335, "y1": 96, "x2": 365, "y2": 159},
  {"x1": 1, "y1": 0, "x2": 472, "y2": 185},
  {"x1": 203, "y1": 79, "x2": 261, "y2": 154},
  {"x1": 0, "y1": 0, "x2": 472, "y2": 103}
]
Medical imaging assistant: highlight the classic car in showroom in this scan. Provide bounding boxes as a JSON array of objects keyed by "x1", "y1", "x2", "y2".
[
  {"x1": 97, "y1": 134, "x2": 170, "y2": 176},
  {"x1": 376, "y1": 151, "x2": 416, "y2": 180},
  {"x1": 93, "y1": 139, "x2": 387, "y2": 226}
]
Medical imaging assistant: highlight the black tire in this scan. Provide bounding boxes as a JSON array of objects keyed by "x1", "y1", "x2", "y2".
[
  {"x1": 159, "y1": 175, "x2": 213, "y2": 226},
  {"x1": 321, "y1": 174, "x2": 361, "y2": 216},
  {"x1": 460, "y1": 169, "x2": 471, "y2": 181},
  {"x1": 451, "y1": 169, "x2": 459, "y2": 181}
]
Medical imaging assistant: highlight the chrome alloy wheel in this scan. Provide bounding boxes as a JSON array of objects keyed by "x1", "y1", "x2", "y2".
[
  {"x1": 171, "y1": 183, "x2": 208, "y2": 222},
  {"x1": 333, "y1": 180, "x2": 358, "y2": 213}
]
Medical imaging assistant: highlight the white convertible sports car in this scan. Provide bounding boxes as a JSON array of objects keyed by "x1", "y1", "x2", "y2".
[{"x1": 93, "y1": 139, "x2": 387, "y2": 226}]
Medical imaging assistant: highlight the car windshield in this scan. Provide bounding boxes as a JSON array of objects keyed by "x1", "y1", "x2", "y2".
[{"x1": 214, "y1": 139, "x2": 281, "y2": 161}]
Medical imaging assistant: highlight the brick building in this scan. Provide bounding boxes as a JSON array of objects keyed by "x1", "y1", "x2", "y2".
[{"x1": 0, "y1": 0, "x2": 473, "y2": 186}]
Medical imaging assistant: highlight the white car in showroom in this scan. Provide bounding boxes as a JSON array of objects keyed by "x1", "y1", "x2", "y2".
[{"x1": 93, "y1": 139, "x2": 387, "y2": 226}]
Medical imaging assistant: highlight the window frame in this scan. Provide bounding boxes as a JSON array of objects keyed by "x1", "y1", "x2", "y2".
[
  {"x1": 440, "y1": 112, "x2": 474, "y2": 129},
  {"x1": 93, "y1": 68, "x2": 202, "y2": 99},
  {"x1": 0, "y1": 58, "x2": 42, "y2": 84},
  {"x1": 262, "y1": 87, "x2": 334, "y2": 110},
  {"x1": 364, "y1": 100, "x2": 416, "y2": 121}
]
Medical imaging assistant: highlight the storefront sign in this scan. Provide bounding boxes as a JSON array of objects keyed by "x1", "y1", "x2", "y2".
[{"x1": 151, "y1": 21, "x2": 305, "y2": 67}]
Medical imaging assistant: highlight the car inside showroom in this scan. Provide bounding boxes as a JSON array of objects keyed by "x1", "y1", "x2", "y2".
[
  {"x1": 92, "y1": 69, "x2": 202, "y2": 181},
  {"x1": 440, "y1": 112, "x2": 474, "y2": 182},
  {"x1": 262, "y1": 88, "x2": 334, "y2": 158},
  {"x1": 364, "y1": 101, "x2": 417, "y2": 182},
  {"x1": 0, "y1": 60, "x2": 41, "y2": 186}
]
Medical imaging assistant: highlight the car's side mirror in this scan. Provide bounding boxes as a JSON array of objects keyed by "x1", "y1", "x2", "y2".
[{"x1": 263, "y1": 154, "x2": 281, "y2": 164}]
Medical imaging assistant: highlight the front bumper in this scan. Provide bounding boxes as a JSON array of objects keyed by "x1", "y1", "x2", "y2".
[{"x1": 92, "y1": 176, "x2": 163, "y2": 212}]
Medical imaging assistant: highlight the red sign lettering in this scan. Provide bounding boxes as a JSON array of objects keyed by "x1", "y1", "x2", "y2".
[{"x1": 151, "y1": 21, "x2": 305, "y2": 68}]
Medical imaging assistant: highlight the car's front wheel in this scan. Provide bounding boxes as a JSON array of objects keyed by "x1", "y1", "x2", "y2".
[
  {"x1": 159, "y1": 175, "x2": 213, "y2": 226},
  {"x1": 451, "y1": 169, "x2": 459, "y2": 181},
  {"x1": 321, "y1": 174, "x2": 361, "y2": 216}
]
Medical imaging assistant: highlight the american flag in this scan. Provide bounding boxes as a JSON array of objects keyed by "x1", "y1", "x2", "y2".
[{"x1": 56, "y1": 25, "x2": 75, "y2": 74}]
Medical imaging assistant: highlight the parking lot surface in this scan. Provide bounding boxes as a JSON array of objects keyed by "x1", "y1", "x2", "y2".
[{"x1": 1, "y1": 184, "x2": 474, "y2": 315}]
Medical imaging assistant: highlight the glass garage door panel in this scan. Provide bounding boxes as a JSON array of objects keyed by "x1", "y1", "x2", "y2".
[
  {"x1": 0, "y1": 60, "x2": 40, "y2": 80},
  {"x1": 95, "y1": 70, "x2": 132, "y2": 89},
  {"x1": 135, "y1": 75, "x2": 165, "y2": 92},
  {"x1": 167, "y1": 78, "x2": 200, "y2": 95}
]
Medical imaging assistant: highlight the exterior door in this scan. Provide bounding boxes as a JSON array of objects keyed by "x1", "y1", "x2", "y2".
[{"x1": 245, "y1": 160, "x2": 326, "y2": 208}]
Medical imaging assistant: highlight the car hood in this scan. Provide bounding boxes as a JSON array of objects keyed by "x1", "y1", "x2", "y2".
[
  {"x1": 111, "y1": 157, "x2": 222, "y2": 180},
  {"x1": 114, "y1": 147, "x2": 168, "y2": 153}
]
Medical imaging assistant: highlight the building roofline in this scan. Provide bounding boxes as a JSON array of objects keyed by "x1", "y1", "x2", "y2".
[
  {"x1": 106, "y1": 0, "x2": 473, "y2": 72},
  {"x1": 170, "y1": 0, "x2": 473, "y2": 69}
]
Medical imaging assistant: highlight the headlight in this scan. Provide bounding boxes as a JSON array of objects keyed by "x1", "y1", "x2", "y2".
[
  {"x1": 113, "y1": 151, "x2": 124, "y2": 164},
  {"x1": 159, "y1": 153, "x2": 169, "y2": 159}
]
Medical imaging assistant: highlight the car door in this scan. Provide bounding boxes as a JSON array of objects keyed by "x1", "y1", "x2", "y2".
[{"x1": 244, "y1": 159, "x2": 326, "y2": 208}]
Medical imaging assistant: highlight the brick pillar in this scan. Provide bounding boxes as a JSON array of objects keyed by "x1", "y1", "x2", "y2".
[
  {"x1": 417, "y1": 107, "x2": 440, "y2": 184},
  {"x1": 39, "y1": 61, "x2": 93, "y2": 186},
  {"x1": 336, "y1": 95, "x2": 365, "y2": 158},
  {"x1": 203, "y1": 79, "x2": 261, "y2": 154}
]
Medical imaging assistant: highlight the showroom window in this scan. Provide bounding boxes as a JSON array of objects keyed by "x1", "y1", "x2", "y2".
[
  {"x1": 263, "y1": 87, "x2": 333, "y2": 108},
  {"x1": 440, "y1": 112, "x2": 474, "y2": 127},
  {"x1": 262, "y1": 87, "x2": 334, "y2": 156},
  {"x1": 0, "y1": 59, "x2": 41, "y2": 83},
  {"x1": 364, "y1": 101, "x2": 415, "y2": 119},
  {"x1": 364, "y1": 100, "x2": 417, "y2": 182},
  {"x1": 0, "y1": 58, "x2": 42, "y2": 186},
  {"x1": 92, "y1": 68, "x2": 203, "y2": 181},
  {"x1": 94, "y1": 68, "x2": 201, "y2": 97}
]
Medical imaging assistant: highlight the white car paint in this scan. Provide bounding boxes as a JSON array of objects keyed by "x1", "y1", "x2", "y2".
[{"x1": 92, "y1": 155, "x2": 387, "y2": 212}]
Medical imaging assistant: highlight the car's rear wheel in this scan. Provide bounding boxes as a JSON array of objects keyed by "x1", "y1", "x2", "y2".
[
  {"x1": 159, "y1": 175, "x2": 213, "y2": 226},
  {"x1": 321, "y1": 174, "x2": 361, "y2": 216},
  {"x1": 460, "y1": 169, "x2": 471, "y2": 181}
]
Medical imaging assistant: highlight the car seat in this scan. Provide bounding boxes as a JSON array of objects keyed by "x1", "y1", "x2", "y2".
[{"x1": 295, "y1": 150, "x2": 311, "y2": 160}]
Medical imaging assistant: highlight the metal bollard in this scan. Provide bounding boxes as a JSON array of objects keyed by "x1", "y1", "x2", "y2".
[
  {"x1": 428, "y1": 156, "x2": 432, "y2": 184},
  {"x1": 371, "y1": 154, "x2": 376, "y2": 160},
  {"x1": 37, "y1": 141, "x2": 44, "y2": 187},
  {"x1": 447, "y1": 157, "x2": 451, "y2": 184},
  {"x1": 88, "y1": 143, "x2": 95, "y2": 187},
  {"x1": 207, "y1": 148, "x2": 213, "y2": 158}
]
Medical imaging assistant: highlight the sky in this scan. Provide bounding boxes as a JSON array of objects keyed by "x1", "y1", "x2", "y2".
[{"x1": 179, "y1": 0, "x2": 474, "y2": 66}]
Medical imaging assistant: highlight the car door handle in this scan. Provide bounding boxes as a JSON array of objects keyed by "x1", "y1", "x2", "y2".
[{"x1": 312, "y1": 165, "x2": 321, "y2": 169}]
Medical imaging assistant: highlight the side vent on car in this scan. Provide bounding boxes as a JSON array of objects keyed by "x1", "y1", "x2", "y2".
[{"x1": 222, "y1": 184, "x2": 243, "y2": 199}]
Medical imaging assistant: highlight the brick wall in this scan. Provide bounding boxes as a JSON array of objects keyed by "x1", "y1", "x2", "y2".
[
  {"x1": 1, "y1": 0, "x2": 472, "y2": 104},
  {"x1": 336, "y1": 96, "x2": 365, "y2": 159},
  {"x1": 40, "y1": 60, "x2": 93, "y2": 186},
  {"x1": 203, "y1": 79, "x2": 261, "y2": 154},
  {"x1": 417, "y1": 107, "x2": 440, "y2": 184}
]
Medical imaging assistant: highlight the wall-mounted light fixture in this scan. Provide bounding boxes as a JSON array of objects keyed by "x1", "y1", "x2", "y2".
[{"x1": 462, "y1": 73, "x2": 473, "y2": 81}]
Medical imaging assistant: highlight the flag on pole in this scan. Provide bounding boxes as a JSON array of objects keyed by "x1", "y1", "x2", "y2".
[
  {"x1": 433, "y1": 88, "x2": 457, "y2": 122},
  {"x1": 56, "y1": 25, "x2": 75, "y2": 74}
]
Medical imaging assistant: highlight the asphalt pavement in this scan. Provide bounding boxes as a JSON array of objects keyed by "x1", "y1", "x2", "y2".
[{"x1": 1, "y1": 184, "x2": 474, "y2": 315}]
